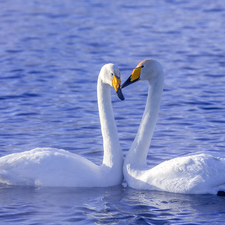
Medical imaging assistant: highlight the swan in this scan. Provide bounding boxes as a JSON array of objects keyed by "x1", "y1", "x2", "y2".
[
  {"x1": 0, "y1": 63, "x2": 125, "y2": 187},
  {"x1": 122, "y1": 59, "x2": 225, "y2": 195}
]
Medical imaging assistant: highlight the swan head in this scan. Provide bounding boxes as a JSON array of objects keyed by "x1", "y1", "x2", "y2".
[
  {"x1": 122, "y1": 59, "x2": 163, "y2": 88},
  {"x1": 100, "y1": 63, "x2": 125, "y2": 100}
]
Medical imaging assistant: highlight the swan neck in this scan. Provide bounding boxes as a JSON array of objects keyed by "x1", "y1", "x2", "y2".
[
  {"x1": 127, "y1": 74, "x2": 164, "y2": 167},
  {"x1": 97, "y1": 76, "x2": 123, "y2": 168}
]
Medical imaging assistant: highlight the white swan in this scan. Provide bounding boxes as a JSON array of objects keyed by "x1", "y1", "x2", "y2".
[
  {"x1": 122, "y1": 59, "x2": 225, "y2": 194},
  {"x1": 0, "y1": 63, "x2": 125, "y2": 187}
]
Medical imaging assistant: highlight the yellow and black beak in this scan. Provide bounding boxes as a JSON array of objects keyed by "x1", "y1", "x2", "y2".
[
  {"x1": 112, "y1": 76, "x2": 125, "y2": 101},
  {"x1": 122, "y1": 66, "x2": 142, "y2": 88}
]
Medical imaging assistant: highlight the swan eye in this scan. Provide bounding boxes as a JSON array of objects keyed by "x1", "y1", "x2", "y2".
[{"x1": 136, "y1": 65, "x2": 144, "y2": 69}]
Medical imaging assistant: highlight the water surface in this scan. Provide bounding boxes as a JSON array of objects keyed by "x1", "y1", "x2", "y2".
[{"x1": 1, "y1": 0, "x2": 225, "y2": 224}]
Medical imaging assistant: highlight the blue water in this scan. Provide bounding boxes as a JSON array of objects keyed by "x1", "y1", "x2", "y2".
[{"x1": 1, "y1": 0, "x2": 225, "y2": 224}]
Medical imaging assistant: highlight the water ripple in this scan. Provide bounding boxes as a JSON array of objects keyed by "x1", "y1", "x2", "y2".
[{"x1": 0, "y1": 0, "x2": 225, "y2": 224}]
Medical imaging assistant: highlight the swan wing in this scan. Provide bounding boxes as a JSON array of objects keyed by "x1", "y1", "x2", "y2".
[
  {"x1": 139, "y1": 153, "x2": 225, "y2": 194},
  {"x1": 0, "y1": 148, "x2": 102, "y2": 187}
]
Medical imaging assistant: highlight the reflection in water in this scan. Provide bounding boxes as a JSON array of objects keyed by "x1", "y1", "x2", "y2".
[{"x1": 0, "y1": 178, "x2": 225, "y2": 223}]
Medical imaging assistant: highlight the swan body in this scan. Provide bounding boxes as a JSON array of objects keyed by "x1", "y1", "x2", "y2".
[
  {"x1": 122, "y1": 59, "x2": 225, "y2": 194},
  {"x1": 0, "y1": 63, "x2": 124, "y2": 187}
]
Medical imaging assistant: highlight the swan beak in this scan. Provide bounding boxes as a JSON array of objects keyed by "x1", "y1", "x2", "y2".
[
  {"x1": 112, "y1": 76, "x2": 125, "y2": 101},
  {"x1": 121, "y1": 66, "x2": 142, "y2": 88}
]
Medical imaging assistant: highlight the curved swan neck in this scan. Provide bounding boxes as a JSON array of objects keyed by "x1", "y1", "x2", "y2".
[
  {"x1": 126, "y1": 72, "x2": 164, "y2": 167},
  {"x1": 97, "y1": 76, "x2": 123, "y2": 168}
]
